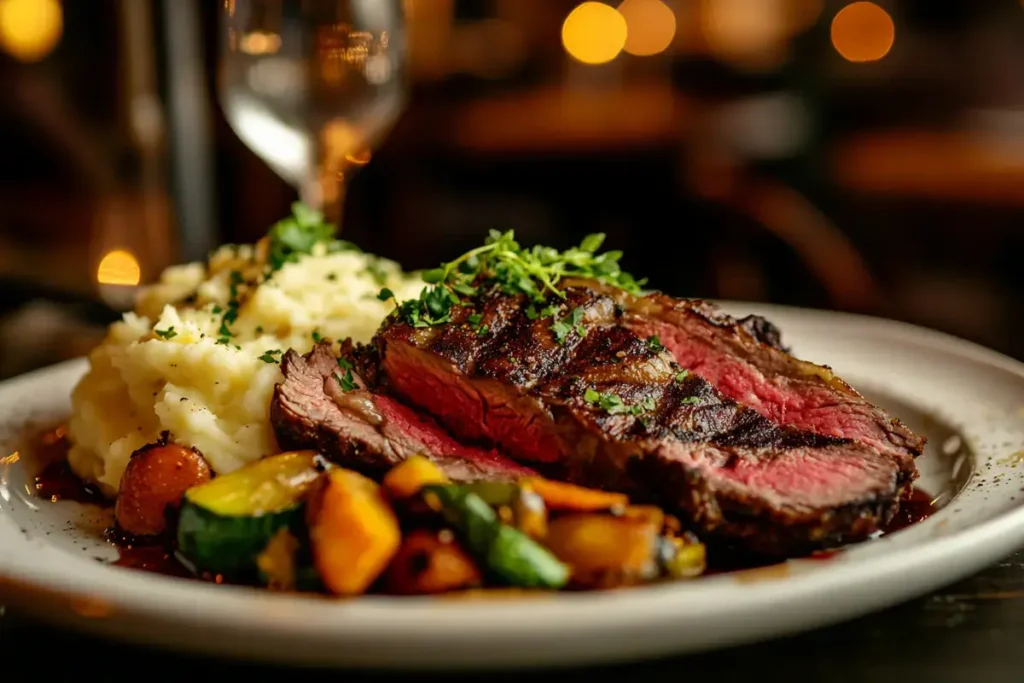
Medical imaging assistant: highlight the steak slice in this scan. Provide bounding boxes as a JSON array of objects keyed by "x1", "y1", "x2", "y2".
[
  {"x1": 270, "y1": 341, "x2": 535, "y2": 482},
  {"x1": 373, "y1": 286, "x2": 902, "y2": 554},
  {"x1": 576, "y1": 281, "x2": 924, "y2": 488}
]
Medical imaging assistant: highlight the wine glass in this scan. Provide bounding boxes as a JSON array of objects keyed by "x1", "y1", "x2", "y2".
[{"x1": 219, "y1": 0, "x2": 406, "y2": 227}]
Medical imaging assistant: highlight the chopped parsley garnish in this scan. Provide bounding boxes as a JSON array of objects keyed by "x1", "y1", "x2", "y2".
[
  {"x1": 337, "y1": 356, "x2": 354, "y2": 370},
  {"x1": 311, "y1": 329, "x2": 323, "y2": 343},
  {"x1": 646, "y1": 335, "x2": 664, "y2": 353},
  {"x1": 551, "y1": 307, "x2": 586, "y2": 344},
  {"x1": 326, "y1": 272, "x2": 337, "y2": 281},
  {"x1": 334, "y1": 370, "x2": 357, "y2": 392},
  {"x1": 466, "y1": 312, "x2": 489, "y2": 335},
  {"x1": 525, "y1": 304, "x2": 559, "y2": 321},
  {"x1": 211, "y1": 305, "x2": 223, "y2": 314},
  {"x1": 674, "y1": 370, "x2": 690, "y2": 383},
  {"x1": 255, "y1": 325, "x2": 264, "y2": 334},
  {"x1": 583, "y1": 388, "x2": 656, "y2": 416},
  {"x1": 364, "y1": 261, "x2": 388, "y2": 286},
  {"x1": 217, "y1": 270, "x2": 244, "y2": 338},
  {"x1": 382, "y1": 230, "x2": 645, "y2": 330},
  {"x1": 258, "y1": 349, "x2": 282, "y2": 363},
  {"x1": 154, "y1": 327, "x2": 177, "y2": 340}
]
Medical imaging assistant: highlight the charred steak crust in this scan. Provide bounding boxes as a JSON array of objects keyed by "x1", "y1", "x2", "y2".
[
  {"x1": 564, "y1": 278, "x2": 924, "y2": 488},
  {"x1": 270, "y1": 341, "x2": 534, "y2": 482},
  {"x1": 372, "y1": 285, "x2": 903, "y2": 553}
]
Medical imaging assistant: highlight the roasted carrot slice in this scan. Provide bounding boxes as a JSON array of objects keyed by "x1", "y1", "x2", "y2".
[{"x1": 522, "y1": 477, "x2": 628, "y2": 512}]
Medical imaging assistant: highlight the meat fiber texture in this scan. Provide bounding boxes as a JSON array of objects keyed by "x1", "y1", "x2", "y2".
[
  {"x1": 271, "y1": 341, "x2": 534, "y2": 482},
  {"x1": 366, "y1": 284, "x2": 922, "y2": 555}
]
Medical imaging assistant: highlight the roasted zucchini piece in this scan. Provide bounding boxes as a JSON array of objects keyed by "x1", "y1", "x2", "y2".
[{"x1": 176, "y1": 451, "x2": 321, "y2": 579}]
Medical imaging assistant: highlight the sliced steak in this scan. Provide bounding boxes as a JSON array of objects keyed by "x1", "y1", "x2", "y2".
[
  {"x1": 575, "y1": 281, "x2": 924, "y2": 487},
  {"x1": 270, "y1": 341, "x2": 535, "y2": 482},
  {"x1": 373, "y1": 286, "x2": 902, "y2": 554}
]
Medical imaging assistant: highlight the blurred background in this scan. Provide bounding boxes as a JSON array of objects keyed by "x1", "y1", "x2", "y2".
[{"x1": 0, "y1": 0, "x2": 1023, "y2": 377}]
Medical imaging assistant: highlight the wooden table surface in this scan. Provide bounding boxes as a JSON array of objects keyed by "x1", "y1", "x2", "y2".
[{"x1": 5, "y1": 549, "x2": 1024, "y2": 682}]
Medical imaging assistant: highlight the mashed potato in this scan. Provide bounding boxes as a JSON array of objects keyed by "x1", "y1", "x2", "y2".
[{"x1": 67, "y1": 238, "x2": 423, "y2": 496}]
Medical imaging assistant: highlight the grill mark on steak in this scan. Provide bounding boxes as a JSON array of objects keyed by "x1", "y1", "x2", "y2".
[
  {"x1": 566, "y1": 279, "x2": 924, "y2": 487},
  {"x1": 373, "y1": 287, "x2": 902, "y2": 554},
  {"x1": 270, "y1": 341, "x2": 534, "y2": 482}
]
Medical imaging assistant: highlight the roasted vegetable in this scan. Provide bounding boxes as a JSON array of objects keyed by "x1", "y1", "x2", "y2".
[
  {"x1": 462, "y1": 481, "x2": 547, "y2": 538},
  {"x1": 523, "y1": 477, "x2": 629, "y2": 512},
  {"x1": 462, "y1": 481, "x2": 518, "y2": 506},
  {"x1": 658, "y1": 533, "x2": 707, "y2": 579},
  {"x1": 116, "y1": 442, "x2": 212, "y2": 536},
  {"x1": 384, "y1": 529, "x2": 481, "y2": 595},
  {"x1": 382, "y1": 455, "x2": 449, "y2": 499},
  {"x1": 256, "y1": 528, "x2": 301, "y2": 590},
  {"x1": 176, "y1": 451, "x2": 320, "y2": 578},
  {"x1": 307, "y1": 468, "x2": 401, "y2": 595},
  {"x1": 422, "y1": 484, "x2": 569, "y2": 589},
  {"x1": 544, "y1": 512, "x2": 663, "y2": 587}
]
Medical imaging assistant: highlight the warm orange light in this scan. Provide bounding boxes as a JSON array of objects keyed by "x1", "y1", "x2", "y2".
[
  {"x1": 561, "y1": 2, "x2": 627, "y2": 66},
  {"x1": 831, "y1": 2, "x2": 894, "y2": 63},
  {"x1": 0, "y1": 0, "x2": 62, "y2": 63},
  {"x1": 618, "y1": 0, "x2": 676, "y2": 57},
  {"x1": 240, "y1": 31, "x2": 281, "y2": 55},
  {"x1": 701, "y1": 0, "x2": 790, "y2": 71},
  {"x1": 97, "y1": 250, "x2": 142, "y2": 287}
]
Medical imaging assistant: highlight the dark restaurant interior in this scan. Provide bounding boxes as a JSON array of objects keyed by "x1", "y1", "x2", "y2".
[{"x1": 1, "y1": 0, "x2": 1024, "y2": 378}]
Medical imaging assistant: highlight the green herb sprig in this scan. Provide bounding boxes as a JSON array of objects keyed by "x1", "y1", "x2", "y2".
[{"x1": 380, "y1": 230, "x2": 645, "y2": 329}]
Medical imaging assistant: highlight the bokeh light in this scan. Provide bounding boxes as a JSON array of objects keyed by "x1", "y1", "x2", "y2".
[
  {"x1": 618, "y1": 0, "x2": 676, "y2": 57},
  {"x1": 831, "y1": 2, "x2": 895, "y2": 63},
  {"x1": 97, "y1": 250, "x2": 142, "y2": 287},
  {"x1": 561, "y1": 2, "x2": 628, "y2": 66},
  {"x1": 0, "y1": 0, "x2": 62, "y2": 63}
]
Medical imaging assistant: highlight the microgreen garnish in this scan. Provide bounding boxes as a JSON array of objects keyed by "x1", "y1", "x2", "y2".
[
  {"x1": 312, "y1": 329, "x2": 323, "y2": 343},
  {"x1": 265, "y1": 202, "x2": 358, "y2": 273},
  {"x1": 674, "y1": 370, "x2": 690, "y2": 383},
  {"x1": 646, "y1": 335, "x2": 664, "y2": 353},
  {"x1": 383, "y1": 230, "x2": 645, "y2": 329},
  {"x1": 680, "y1": 396, "x2": 701, "y2": 405},
  {"x1": 335, "y1": 370, "x2": 357, "y2": 392},
  {"x1": 154, "y1": 327, "x2": 177, "y2": 340},
  {"x1": 551, "y1": 307, "x2": 586, "y2": 344},
  {"x1": 583, "y1": 388, "x2": 656, "y2": 416},
  {"x1": 337, "y1": 356, "x2": 354, "y2": 370},
  {"x1": 258, "y1": 349, "x2": 282, "y2": 363}
]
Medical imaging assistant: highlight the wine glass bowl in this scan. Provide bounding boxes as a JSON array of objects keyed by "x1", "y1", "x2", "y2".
[{"x1": 219, "y1": 0, "x2": 406, "y2": 224}]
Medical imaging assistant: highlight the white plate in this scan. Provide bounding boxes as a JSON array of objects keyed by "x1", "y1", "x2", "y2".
[{"x1": 2, "y1": 302, "x2": 1024, "y2": 670}]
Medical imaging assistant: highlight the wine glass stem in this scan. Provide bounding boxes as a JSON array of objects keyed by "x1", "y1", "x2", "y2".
[{"x1": 300, "y1": 171, "x2": 345, "y2": 231}]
